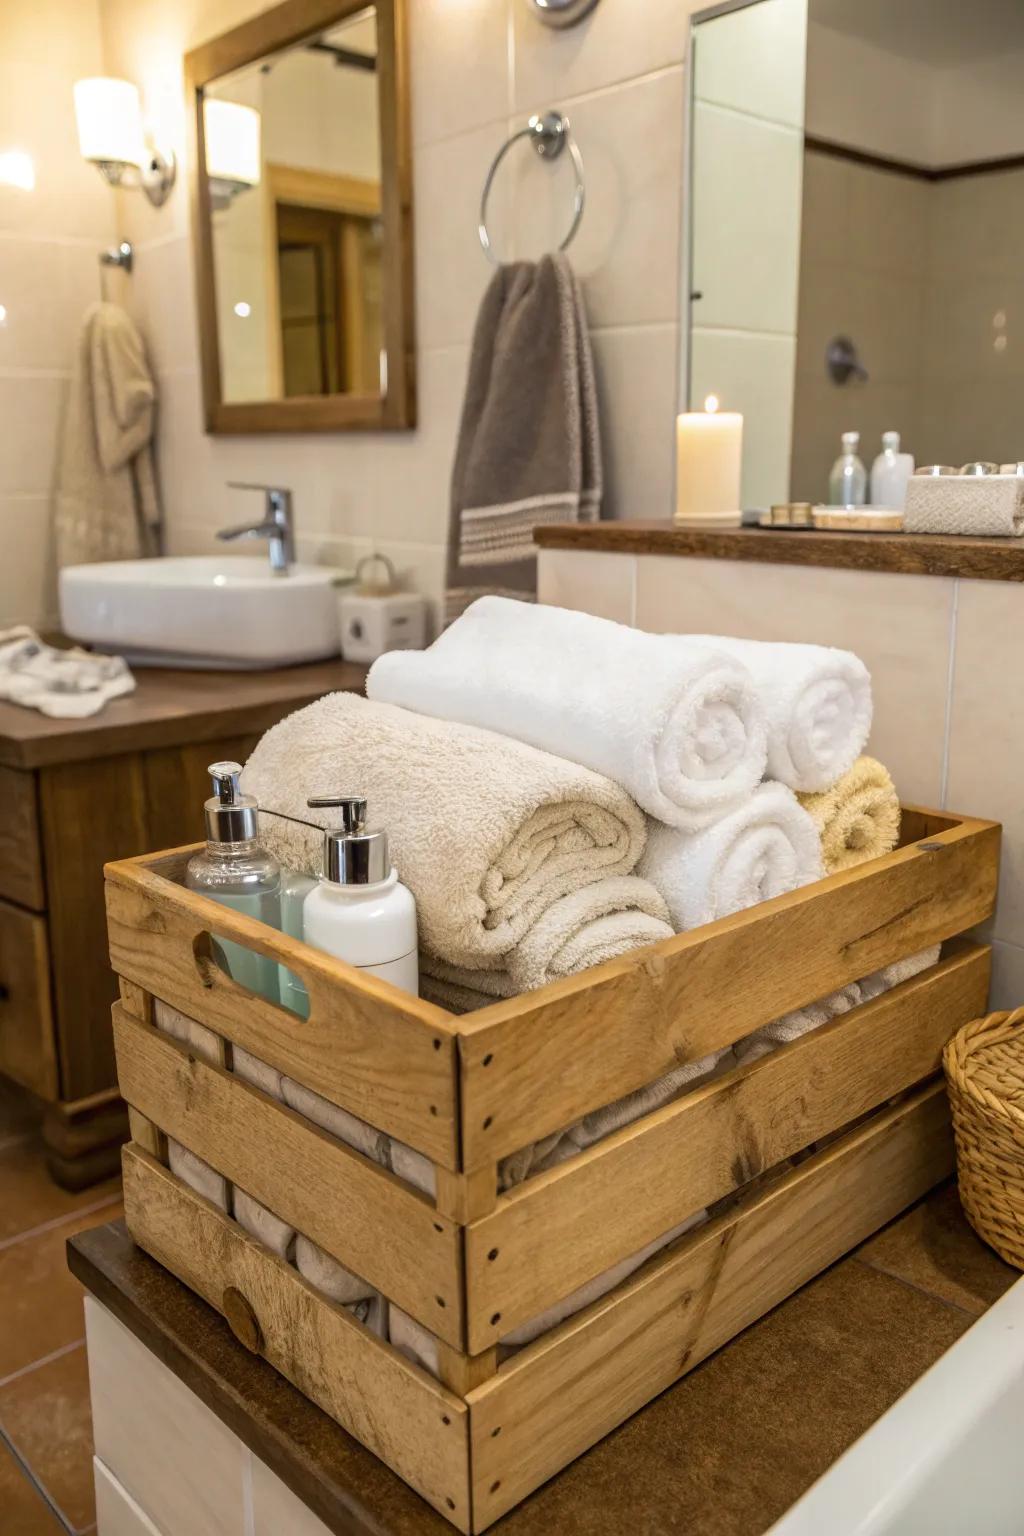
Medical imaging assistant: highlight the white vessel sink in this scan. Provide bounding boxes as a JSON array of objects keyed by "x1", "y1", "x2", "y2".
[{"x1": 59, "y1": 557, "x2": 350, "y2": 669}]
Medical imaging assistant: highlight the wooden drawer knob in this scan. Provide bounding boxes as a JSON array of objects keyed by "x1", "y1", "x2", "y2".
[{"x1": 222, "y1": 1286, "x2": 262, "y2": 1353}]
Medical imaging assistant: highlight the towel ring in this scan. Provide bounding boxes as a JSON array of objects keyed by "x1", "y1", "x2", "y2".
[{"x1": 478, "y1": 110, "x2": 585, "y2": 264}]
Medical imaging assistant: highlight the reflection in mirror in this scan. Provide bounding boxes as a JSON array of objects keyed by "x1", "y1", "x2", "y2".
[
  {"x1": 206, "y1": 8, "x2": 383, "y2": 406},
  {"x1": 685, "y1": 0, "x2": 1024, "y2": 510}
]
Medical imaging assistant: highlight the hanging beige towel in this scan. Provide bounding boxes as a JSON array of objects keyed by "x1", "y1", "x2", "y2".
[
  {"x1": 242, "y1": 693, "x2": 646, "y2": 970},
  {"x1": 445, "y1": 255, "x2": 601, "y2": 621},
  {"x1": 55, "y1": 301, "x2": 161, "y2": 567},
  {"x1": 797, "y1": 755, "x2": 901, "y2": 874}
]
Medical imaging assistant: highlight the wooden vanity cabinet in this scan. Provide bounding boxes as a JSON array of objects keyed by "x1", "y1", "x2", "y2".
[{"x1": 0, "y1": 660, "x2": 365, "y2": 1187}]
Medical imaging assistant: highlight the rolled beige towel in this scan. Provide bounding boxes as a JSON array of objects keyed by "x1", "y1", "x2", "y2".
[{"x1": 797, "y1": 755, "x2": 900, "y2": 875}]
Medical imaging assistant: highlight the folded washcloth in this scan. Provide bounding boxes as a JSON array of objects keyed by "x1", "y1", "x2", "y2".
[
  {"x1": 734, "y1": 944, "x2": 940, "y2": 1064},
  {"x1": 445, "y1": 254, "x2": 601, "y2": 620},
  {"x1": 798, "y1": 755, "x2": 901, "y2": 874},
  {"x1": 904, "y1": 474, "x2": 1024, "y2": 537},
  {"x1": 367, "y1": 597, "x2": 767, "y2": 830},
  {"x1": 639, "y1": 782, "x2": 823, "y2": 932},
  {"x1": 0, "y1": 626, "x2": 134, "y2": 719},
  {"x1": 233, "y1": 1189, "x2": 296, "y2": 1260},
  {"x1": 420, "y1": 876, "x2": 672, "y2": 1004},
  {"x1": 243, "y1": 692, "x2": 646, "y2": 970},
  {"x1": 686, "y1": 634, "x2": 872, "y2": 792}
]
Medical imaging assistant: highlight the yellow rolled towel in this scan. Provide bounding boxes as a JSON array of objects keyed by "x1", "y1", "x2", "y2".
[{"x1": 797, "y1": 756, "x2": 900, "y2": 874}]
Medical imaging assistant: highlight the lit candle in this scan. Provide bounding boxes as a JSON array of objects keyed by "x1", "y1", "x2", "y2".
[{"x1": 675, "y1": 395, "x2": 744, "y2": 527}]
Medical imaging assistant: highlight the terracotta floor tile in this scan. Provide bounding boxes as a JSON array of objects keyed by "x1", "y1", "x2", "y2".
[
  {"x1": 0, "y1": 1438, "x2": 66, "y2": 1535},
  {"x1": 504, "y1": 1256, "x2": 972, "y2": 1536},
  {"x1": 0, "y1": 1203, "x2": 124, "y2": 1381},
  {"x1": 0, "y1": 1137, "x2": 120, "y2": 1245},
  {"x1": 857, "y1": 1182, "x2": 1018, "y2": 1316},
  {"x1": 0, "y1": 1342, "x2": 95, "y2": 1532}
]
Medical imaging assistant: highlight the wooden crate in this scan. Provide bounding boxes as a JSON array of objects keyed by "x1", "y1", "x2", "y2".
[{"x1": 107, "y1": 806, "x2": 999, "y2": 1532}]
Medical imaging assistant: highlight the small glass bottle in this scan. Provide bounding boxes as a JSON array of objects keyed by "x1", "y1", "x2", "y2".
[
  {"x1": 186, "y1": 761, "x2": 281, "y2": 1001},
  {"x1": 870, "y1": 430, "x2": 914, "y2": 510},
  {"x1": 828, "y1": 431, "x2": 867, "y2": 508}
]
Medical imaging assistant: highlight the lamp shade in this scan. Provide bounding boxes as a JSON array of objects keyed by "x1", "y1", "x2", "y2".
[
  {"x1": 74, "y1": 77, "x2": 146, "y2": 166},
  {"x1": 203, "y1": 99, "x2": 261, "y2": 188}
]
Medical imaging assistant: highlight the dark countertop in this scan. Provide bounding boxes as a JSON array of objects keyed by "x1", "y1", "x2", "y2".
[
  {"x1": 68, "y1": 1196, "x2": 1014, "y2": 1536},
  {"x1": 0, "y1": 659, "x2": 367, "y2": 770},
  {"x1": 533, "y1": 521, "x2": 1024, "y2": 582}
]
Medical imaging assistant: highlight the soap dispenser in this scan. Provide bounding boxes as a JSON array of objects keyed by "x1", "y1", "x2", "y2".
[
  {"x1": 828, "y1": 431, "x2": 867, "y2": 508},
  {"x1": 302, "y1": 795, "x2": 418, "y2": 995},
  {"x1": 186, "y1": 761, "x2": 281, "y2": 999}
]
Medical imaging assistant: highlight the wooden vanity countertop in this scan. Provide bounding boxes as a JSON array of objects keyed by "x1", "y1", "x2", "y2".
[
  {"x1": 534, "y1": 520, "x2": 1024, "y2": 582},
  {"x1": 0, "y1": 657, "x2": 367, "y2": 770}
]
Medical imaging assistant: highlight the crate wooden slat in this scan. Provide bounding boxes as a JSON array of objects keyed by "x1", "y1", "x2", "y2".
[
  {"x1": 461, "y1": 941, "x2": 989, "y2": 1350},
  {"x1": 465, "y1": 1082, "x2": 953, "y2": 1527},
  {"x1": 112, "y1": 1004, "x2": 465, "y2": 1348},
  {"x1": 457, "y1": 810, "x2": 999, "y2": 1166},
  {"x1": 106, "y1": 853, "x2": 460, "y2": 1166},
  {"x1": 105, "y1": 803, "x2": 1000, "y2": 1531},
  {"x1": 121, "y1": 1145, "x2": 473, "y2": 1532}
]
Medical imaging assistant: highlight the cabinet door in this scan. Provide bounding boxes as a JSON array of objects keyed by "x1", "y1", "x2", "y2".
[{"x1": 0, "y1": 896, "x2": 57, "y2": 1097}]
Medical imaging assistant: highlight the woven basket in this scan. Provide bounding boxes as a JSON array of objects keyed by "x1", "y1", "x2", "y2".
[{"x1": 944, "y1": 1007, "x2": 1024, "y2": 1269}]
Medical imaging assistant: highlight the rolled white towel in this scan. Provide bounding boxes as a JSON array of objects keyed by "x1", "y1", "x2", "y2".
[
  {"x1": 233, "y1": 1046, "x2": 283, "y2": 1100},
  {"x1": 367, "y1": 596, "x2": 767, "y2": 830},
  {"x1": 294, "y1": 1234, "x2": 376, "y2": 1306},
  {"x1": 688, "y1": 634, "x2": 872, "y2": 792},
  {"x1": 167, "y1": 1139, "x2": 230, "y2": 1212},
  {"x1": 281, "y1": 1079, "x2": 390, "y2": 1165},
  {"x1": 233, "y1": 1188, "x2": 295, "y2": 1260},
  {"x1": 639, "y1": 782, "x2": 824, "y2": 932}
]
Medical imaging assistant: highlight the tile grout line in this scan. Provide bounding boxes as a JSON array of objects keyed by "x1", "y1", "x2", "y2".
[
  {"x1": 0, "y1": 1421, "x2": 77, "y2": 1534},
  {"x1": 851, "y1": 1253, "x2": 981, "y2": 1320},
  {"x1": 0, "y1": 1193, "x2": 123, "y2": 1255},
  {"x1": 939, "y1": 577, "x2": 959, "y2": 810},
  {"x1": 0, "y1": 1337, "x2": 86, "y2": 1393}
]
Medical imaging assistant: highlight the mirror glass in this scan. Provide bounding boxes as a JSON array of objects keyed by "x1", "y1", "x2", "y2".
[
  {"x1": 204, "y1": 6, "x2": 384, "y2": 405},
  {"x1": 685, "y1": 0, "x2": 1024, "y2": 510}
]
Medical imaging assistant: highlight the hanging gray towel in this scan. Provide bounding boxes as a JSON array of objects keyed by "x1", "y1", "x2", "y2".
[
  {"x1": 55, "y1": 301, "x2": 161, "y2": 568},
  {"x1": 445, "y1": 254, "x2": 601, "y2": 623}
]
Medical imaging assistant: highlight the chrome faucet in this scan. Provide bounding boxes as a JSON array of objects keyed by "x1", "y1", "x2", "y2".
[{"x1": 218, "y1": 483, "x2": 295, "y2": 574}]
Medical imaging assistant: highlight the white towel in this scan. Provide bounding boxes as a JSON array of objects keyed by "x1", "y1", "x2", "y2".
[
  {"x1": 367, "y1": 597, "x2": 767, "y2": 830},
  {"x1": 167, "y1": 1139, "x2": 230, "y2": 1212},
  {"x1": 421, "y1": 876, "x2": 672, "y2": 1002},
  {"x1": 686, "y1": 634, "x2": 872, "y2": 793},
  {"x1": 243, "y1": 692, "x2": 647, "y2": 970},
  {"x1": 233, "y1": 1189, "x2": 296, "y2": 1260},
  {"x1": 233, "y1": 1047, "x2": 284, "y2": 1102},
  {"x1": 294, "y1": 1234, "x2": 377, "y2": 1306},
  {"x1": 904, "y1": 474, "x2": 1024, "y2": 537},
  {"x1": 639, "y1": 782, "x2": 823, "y2": 932},
  {"x1": 0, "y1": 627, "x2": 134, "y2": 719}
]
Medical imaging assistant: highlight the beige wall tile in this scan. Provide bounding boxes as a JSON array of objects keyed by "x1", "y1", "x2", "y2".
[
  {"x1": 538, "y1": 549, "x2": 635, "y2": 623},
  {"x1": 510, "y1": 69, "x2": 684, "y2": 328},
  {"x1": 0, "y1": 243, "x2": 97, "y2": 373},
  {"x1": 94, "y1": 1457, "x2": 166, "y2": 1536},
  {"x1": 691, "y1": 103, "x2": 803, "y2": 336},
  {"x1": 694, "y1": 0, "x2": 806, "y2": 129},
  {"x1": 0, "y1": 496, "x2": 56, "y2": 629},
  {"x1": 634, "y1": 555, "x2": 954, "y2": 805},
  {"x1": 0, "y1": 376, "x2": 67, "y2": 497},
  {"x1": 87, "y1": 1298, "x2": 248, "y2": 1536},
  {"x1": 591, "y1": 324, "x2": 678, "y2": 520},
  {"x1": 251, "y1": 1458, "x2": 333, "y2": 1536},
  {"x1": 0, "y1": 62, "x2": 114, "y2": 244},
  {"x1": 409, "y1": 0, "x2": 511, "y2": 148},
  {"x1": 988, "y1": 940, "x2": 1024, "y2": 1014},
  {"x1": 364, "y1": 345, "x2": 468, "y2": 547},
  {"x1": 127, "y1": 235, "x2": 200, "y2": 377},
  {"x1": 512, "y1": 0, "x2": 688, "y2": 112},
  {"x1": 946, "y1": 579, "x2": 1024, "y2": 949}
]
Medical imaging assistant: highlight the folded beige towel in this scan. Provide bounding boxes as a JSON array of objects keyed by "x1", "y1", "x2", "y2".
[
  {"x1": 242, "y1": 693, "x2": 646, "y2": 970},
  {"x1": 797, "y1": 755, "x2": 900, "y2": 874},
  {"x1": 904, "y1": 473, "x2": 1024, "y2": 537},
  {"x1": 421, "y1": 876, "x2": 672, "y2": 1006},
  {"x1": 233, "y1": 1189, "x2": 296, "y2": 1260},
  {"x1": 167, "y1": 1140, "x2": 229, "y2": 1212}
]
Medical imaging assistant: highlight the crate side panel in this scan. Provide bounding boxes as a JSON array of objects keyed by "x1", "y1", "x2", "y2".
[
  {"x1": 112, "y1": 1006, "x2": 464, "y2": 1348},
  {"x1": 467, "y1": 1083, "x2": 953, "y2": 1529},
  {"x1": 122, "y1": 1147, "x2": 472, "y2": 1532},
  {"x1": 459, "y1": 818, "x2": 999, "y2": 1166}
]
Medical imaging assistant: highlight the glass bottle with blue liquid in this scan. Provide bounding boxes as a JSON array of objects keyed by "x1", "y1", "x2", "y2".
[{"x1": 186, "y1": 761, "x2": 281, "y2": 999}]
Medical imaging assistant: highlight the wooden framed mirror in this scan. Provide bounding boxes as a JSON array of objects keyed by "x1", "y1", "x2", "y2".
[{"x1": 185, "y1": 0, "x2": 414, "y2": 434}]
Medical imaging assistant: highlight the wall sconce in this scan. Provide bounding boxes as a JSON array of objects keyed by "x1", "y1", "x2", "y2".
[
  {"x1": 203, "y1": 99, "x2": 261, "y2": 211},
  {"x1": 73, "y1": 77, "x2": 176, "y2": 207}
]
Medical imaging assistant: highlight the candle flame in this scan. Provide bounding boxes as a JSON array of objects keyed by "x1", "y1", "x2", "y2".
[{"x1": 704, "y1": 394, "x2": 719, "y2": 414}]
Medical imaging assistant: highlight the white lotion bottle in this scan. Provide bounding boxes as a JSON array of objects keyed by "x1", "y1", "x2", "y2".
[{"x1": 302, "y1": 795, "x2": 418, "y2": 996}]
